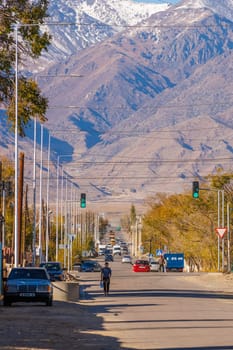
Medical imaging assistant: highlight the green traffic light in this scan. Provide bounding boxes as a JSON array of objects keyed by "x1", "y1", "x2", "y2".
[
  {"x1": 80, "y1": 193, "x2": 86, "y2": 208},
  {"x1": 80, "y1": 201, "x2": 86, "y2": 208},
  {"x1": 192, "y1": 181, "x2": 199, "y2": 198}
]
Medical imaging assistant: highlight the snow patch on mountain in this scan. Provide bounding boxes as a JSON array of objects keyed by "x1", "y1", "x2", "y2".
[
  {"x1": 40, "y1": 0, "x2": 170, "y2": 64},
  {"x1": 71, "y1": 0, "x2": 169, "y2": 26},
  {"x1": 176, "y1": 0, "x2": 233, "y2": 21}
]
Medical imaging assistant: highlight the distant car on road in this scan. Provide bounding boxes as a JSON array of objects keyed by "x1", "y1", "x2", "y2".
[
  {"x1": 3, "y1": 267, "x2": 53, "y2": 306},
  {"x1": 39, "y1": 262, "x2": 65, "y2": 281},
  {"x1": 150, "y1": 261, "x2": 160, "y2": 272},
  {"x1": 121, "y1": 255, "x2": 132, "y2": 263},
  {"x1": 132, "y1": 260, "x2": 150, "y2": 272},
  {"x1": 80, "y1": 260, "x2": 102, "y2": 272},
  {"x1": 113, "y1": 244, "x2": 121, "y2": 256},
  {"x1": 105, "y1": 254, "x2": 114, "y2": 262}
]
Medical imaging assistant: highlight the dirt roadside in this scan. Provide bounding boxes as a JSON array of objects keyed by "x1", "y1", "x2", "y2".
[{"x1": 183, "y1": 272, "x2": 233, "y2": 292}]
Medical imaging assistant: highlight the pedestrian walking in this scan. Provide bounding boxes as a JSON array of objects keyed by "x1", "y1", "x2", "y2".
[
  {"x1": 101, "y1": 262, "x2": 112, "y2": 296},
  {"x1": 163, "y1": 257, "x2": 167, "y2": 273},
  {"x1": 158, "y1": 256, "x2": 164, "y2": 272}
]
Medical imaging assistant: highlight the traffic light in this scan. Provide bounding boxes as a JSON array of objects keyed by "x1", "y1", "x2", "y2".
[
  {"x1": 192, "y1": 181, "x2": 199, "y2": 198},
  {"x1": 80, "y1": 193, "x2": 86, "y2": 208}
]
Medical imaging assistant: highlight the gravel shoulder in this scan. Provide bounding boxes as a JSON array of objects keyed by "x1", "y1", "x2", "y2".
[{"x1": 182, "y1": 272, "x2": 233, "y2": 292}]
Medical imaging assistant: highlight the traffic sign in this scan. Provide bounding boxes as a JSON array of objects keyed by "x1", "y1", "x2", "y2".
[
  {"x1": 156, "y1": 249, "x2": 163, "y2": 256},
  {"x1": 215, "y1": 227, "x2": 227, "y2": 238}
]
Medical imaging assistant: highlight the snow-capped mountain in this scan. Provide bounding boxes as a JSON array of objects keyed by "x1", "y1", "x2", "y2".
[
  {"x1": 3, "y1": 0, "x2": 233, "y2": 209},
  {"x1": 176, "y1": 0, "x2": 233, "y2": 22},
  {"x1": 33, "y1": 0, "x2": 169, "y2": 68}
]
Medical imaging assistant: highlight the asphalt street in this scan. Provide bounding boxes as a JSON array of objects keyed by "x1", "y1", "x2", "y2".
[{"x1": 1, "y1": 257, "x2": 233, "y2": 350}]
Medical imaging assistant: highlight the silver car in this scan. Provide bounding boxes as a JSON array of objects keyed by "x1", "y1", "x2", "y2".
[
  {"x1": 3, "y1": 267, "x2": 53, "y2": 306},
  {"x1": 150, "y1": 261, "x2": 160, "y2": 272},
  {"x1": 121, "y1": 255, "x2": 132, "y2": 263}
]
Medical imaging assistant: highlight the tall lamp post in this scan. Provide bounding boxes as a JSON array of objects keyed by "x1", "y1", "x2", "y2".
[
  {"x1": 136, "y1": 215, "x2": 143, "y2": 256},
  {"x1": 56, "y1": 153, "x2": 79, "y2": 261},
  {"x1": 227, "y1": 202, "x2": 232, "y2": 273},
  {"x1": 12, "y1": 17, "x2": 83, "y2": 265},
  {"x1": 45, "y1": 133, "x2": 51, "y2": 262},
  {"x1": 14, "y1": 23, "x2": 19, "y2": 267},
  {"x1": 30, "y1": 74, "x2": 83, "y2": 263}
]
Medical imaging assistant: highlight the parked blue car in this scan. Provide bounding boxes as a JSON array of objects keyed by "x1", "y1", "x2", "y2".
[
  {"x1": 39, "y1": 262, "x2": 65, "y2": 281},
  {"x1": 80, "y1": 260, "x2": 102, "y2": 272}
]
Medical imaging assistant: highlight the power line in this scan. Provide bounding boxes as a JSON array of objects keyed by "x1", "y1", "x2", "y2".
[
  {"x1": 10, "y1": 155, "x2": 233, "y2": 166},
  {"x1": 22, "y1": 175, "x2": 205, "y2": 180},
  {"x1": 52, "y1": 157, "x2": 233, "y2": 164},
  {"x1": 32, "y1": 125, "x2": 224, "y2": 134},
  {"x1": 46, "y1": 100, "x2": 233, "y2": 111},
  {"x1": 40, "y1": 20, "x2": 233, "y2": 30}
]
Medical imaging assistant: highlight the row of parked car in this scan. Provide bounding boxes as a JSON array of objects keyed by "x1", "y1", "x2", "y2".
[
  {"x1": 73, "y1": 260, "x2": 102, "y2": 272},
  {"x1": 2, "y1": 258, "x2": 162, "y2": 306},
  {"x1": 73, "y1": 257, "x2": 161, "y2": 273},
  {"x1": 3, "y1": 261, "x2": 69, "y2": 307}
]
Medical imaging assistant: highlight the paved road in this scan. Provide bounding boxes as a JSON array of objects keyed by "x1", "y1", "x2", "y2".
[
  {"x1": 79, "y1": 257, "x2": 233, "y2": 349},
  {"x1": 1, "y1": 257, "x2": 233, "y2": 350}
]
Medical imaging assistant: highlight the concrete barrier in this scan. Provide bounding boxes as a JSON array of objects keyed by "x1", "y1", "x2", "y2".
[{"x1": 53, "y1": 281, "x2": 79, "y2": 302}]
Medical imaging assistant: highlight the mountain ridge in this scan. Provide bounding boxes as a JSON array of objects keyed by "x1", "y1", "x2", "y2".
[{"x1": 1, "y1": 0, "x2": 233, "y2": 209}]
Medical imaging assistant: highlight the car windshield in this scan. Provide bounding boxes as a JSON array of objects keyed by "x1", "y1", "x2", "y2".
[
  {"x1": 42, "y1": 263, "x2": 61, "y2": 271},
  {"x1": 83, "y1": 262, "x2": 94, "y2": 266},
  {"x1": 8, "y1": 268, "x2": 48, "y2": 280},
  {"x1": 82, "y1": 261, "x2": 96, "y2": 265},
  {"x1": 135, "y1": 260, "x2": 149, "y2": 265}
]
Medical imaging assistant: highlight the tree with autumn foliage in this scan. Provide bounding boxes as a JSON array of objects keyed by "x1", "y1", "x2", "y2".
[
  {"x1": 142, "y1": 172, "x2": 233, "y2": 272},
  {"x1": 0, "y1": 0, "x2": 51, "y2": 136}
]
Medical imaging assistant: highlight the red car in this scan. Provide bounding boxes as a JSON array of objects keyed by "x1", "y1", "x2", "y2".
[{"x1": 132, "y1": 259, "x2": 150, "y2": 272}]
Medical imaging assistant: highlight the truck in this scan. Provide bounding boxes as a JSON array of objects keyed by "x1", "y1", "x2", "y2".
[{"x1": 164, "y1": 253, "x2": 184, "y2": 272}]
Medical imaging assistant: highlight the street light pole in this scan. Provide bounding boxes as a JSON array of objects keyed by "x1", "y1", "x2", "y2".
[
  {"x1": 38, "y1": 124, "x2": 43, "y2": 263},
  {"x1": 32, "y1": 117, "x2": 37, "y2": 265},
  {"x1": 56, "y1": 153, "x2": 79, "y2": 260},
  {"x1": 221, "y1": 190, "x2": 225, "y2": 272},
  {"x1": 45, "y1": 133, "x2": 51, "y2": 262},
  {"x1": 227, "y1": 202, "x2": 231, "y2": 273},
  {"x1": 56, "y1": 156, "x2": 60, "y2": 261},
  {"x1": 14, "y1": 23, "x2": 19, "y2": 267}
]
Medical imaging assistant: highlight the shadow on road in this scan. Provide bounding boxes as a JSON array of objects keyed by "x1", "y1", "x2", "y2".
[
  {"x1": 85, "y1": 288, "x2": 233, "y2": 301},
  {"x1": 0, "y1": 299, "x2": 128, "y2": 350},
  {"x1": 161, "y1": 347, "x2": 233, "y2": 350}
]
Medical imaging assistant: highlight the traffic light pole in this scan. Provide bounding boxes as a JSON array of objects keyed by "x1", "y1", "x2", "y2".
[
  {"x1": 193, "y1": 184, "x2": 225, "y2": 272},
  {"x1": 217, "y1": 190, "x2": 225, "y2": 272}
]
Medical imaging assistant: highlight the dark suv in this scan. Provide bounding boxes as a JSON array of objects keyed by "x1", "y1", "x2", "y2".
[{"x1": 39, "y1": 262, "x2": 65, "y2": 281}]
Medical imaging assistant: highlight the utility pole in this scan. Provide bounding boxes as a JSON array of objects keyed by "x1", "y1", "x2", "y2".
[
  {"x1": 23, "y1": 184, "x2": 29, "y2": 265},
  {"x1": 0, "y1": 161, "x2": 2, "y2": 244},
  {"x1": 18, "y1": 152, "x2": 24, "y2": 266}
]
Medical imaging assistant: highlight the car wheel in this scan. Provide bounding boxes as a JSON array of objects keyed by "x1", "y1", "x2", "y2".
[{"x1": 46, "y1": 298, "x2": 53, "y2": 306}]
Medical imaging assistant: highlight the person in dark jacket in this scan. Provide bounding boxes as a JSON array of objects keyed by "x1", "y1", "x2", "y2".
[{"x1": 101, "y1": 262, "x2": 112, "y2": 296}]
